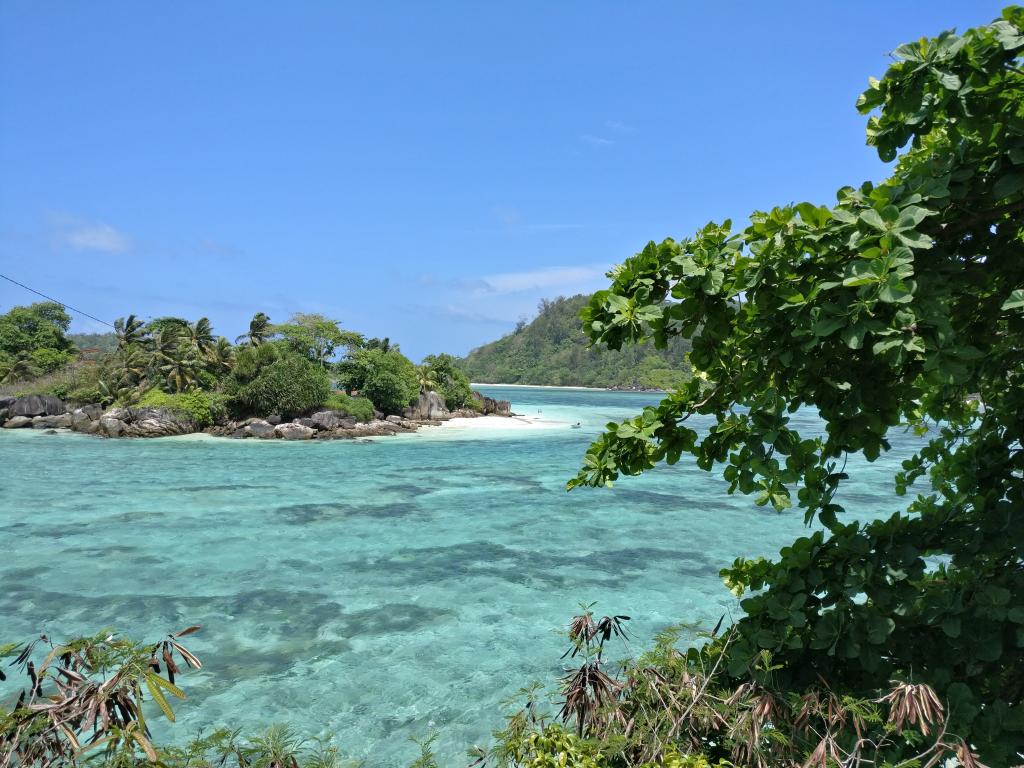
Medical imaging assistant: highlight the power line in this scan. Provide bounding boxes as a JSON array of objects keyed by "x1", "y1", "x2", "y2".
[{"x1": 0, "y1": 272, "x2": 117, "y2": 330}]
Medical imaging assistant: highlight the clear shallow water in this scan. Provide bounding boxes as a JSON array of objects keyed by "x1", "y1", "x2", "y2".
[{"x1": 0, "y1": 386, "x2": 924, "y2": 765}]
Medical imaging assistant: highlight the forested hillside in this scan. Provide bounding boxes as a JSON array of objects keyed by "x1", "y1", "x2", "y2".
[
  {"x1": 69, "y1": 332, "x2": 118, "y2": 357},
  {"x1": 459, "y1": 294, "x2": 690, "y2": 389}
]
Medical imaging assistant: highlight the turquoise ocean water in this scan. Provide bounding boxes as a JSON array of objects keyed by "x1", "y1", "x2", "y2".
[{"x1": 0, "y1": 386, "x2": 924, "y2": 765}]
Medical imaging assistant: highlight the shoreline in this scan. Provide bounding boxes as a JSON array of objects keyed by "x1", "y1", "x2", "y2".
[
  {"x1": 414, "y1": 413, "x2": 567, "y2": 434},
  {"x1": 473, "y1": 382, "x2": 664, "y2": 393},
  {"x1": 0, "y1": 413, "x2": 563, "y2": 443}
]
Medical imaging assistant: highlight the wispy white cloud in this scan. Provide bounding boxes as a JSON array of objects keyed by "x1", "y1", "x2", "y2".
[
  {"x1": 464, "y1": 264, "x2": 610, "y2": 296},
  {"x1": 432, "y1": 304, "x2": 511, "y2": 325},
  {"x1": 581, "y1": 134, "x2": 614, "y2": 147},
  {"x1": 604, "y1": 120, "x2": 632, "y2": 133},
  {"x1": 57, "y1": 219, "x2": 132, "y2": 253},
  {"x1": 410, "y1": 262, "x2": 615, "y2": 353},
  {"x1": 493, "y1": 205, "x2": 524, "y2": 226}
]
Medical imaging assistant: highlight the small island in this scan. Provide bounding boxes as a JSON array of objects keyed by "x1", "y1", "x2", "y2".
[{"x1": 0, "y1": 304, "x2": 511, "y2": 440}]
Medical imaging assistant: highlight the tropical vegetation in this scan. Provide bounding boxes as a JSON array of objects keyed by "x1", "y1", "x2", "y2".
[
  {"x1": 4, "y1": 7, "x2": 1024, "y2": 768},
  {"x1": 460, "y1": 295, "x2": 691, "y2": 390},
  {"x1": 0, "y1": 302, "x2": 76, "y2": 384},
  {"x1": 0, "y1": 309, "x2": 479, "y2": 422},
  {"x1": 68, "y1": 331, "x2": 119, "y2": 357},
  {"x1": 556, "y1": 8, "x2": 1024, "y2": 766}
]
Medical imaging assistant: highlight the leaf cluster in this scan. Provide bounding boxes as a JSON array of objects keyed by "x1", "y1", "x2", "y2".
[{"x1": 568, "y1": 8, "x2": 1024, "y2": 764}]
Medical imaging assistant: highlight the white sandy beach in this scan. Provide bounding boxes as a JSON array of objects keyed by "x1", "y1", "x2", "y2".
[
  {"x1": 471, "y1": 382, "x2": 613, "y2": 391},
  {"x1": 473, "y1": 382, "x2": 666, "y2": 393},
  {"x1": 427, "y1": 413, "x2": 568, "y2": 433}
]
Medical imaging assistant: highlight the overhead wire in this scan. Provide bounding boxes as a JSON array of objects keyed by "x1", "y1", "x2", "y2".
[{"x1": 0, "y1": 272, "x2": 117, "y2": 330}]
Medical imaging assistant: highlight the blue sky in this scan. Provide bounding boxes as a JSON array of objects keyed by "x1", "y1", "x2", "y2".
[{"x1": 0, "y1": 1, "x2": 1006, "y2": 360}]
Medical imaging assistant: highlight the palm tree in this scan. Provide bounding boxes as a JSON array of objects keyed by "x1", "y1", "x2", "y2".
[
  {"x1": 186, "y1": 317, "x2": 215, "y2": 357},
  {"x1": 0, "y1": 357, "x2": 34, "y2": 385},
  {"x1": 416, "y1": 364, "x2": 440, "y2": 395},
  {"x1": 97, "y1": 344, "x2": 149, "y2": 404},
  {"x1": 113, "y1": 345, "x2": 148, "y2": 387},
  {"x1": 364, "y1": 336, "x2": 391, "y2": 352},
  {"x1": 114, "y1": 314, "x2": 146, "y2": 350},
  {"x1": 97, "y1": 377, "x2": 135, "y2": 406},
  {"x1": 159, "y1": 347, "x2": 200, "y2": 393},
  {"x1": 235, "y1": 312, "x2": 271, "y2": 346},
  {"x1": 152, "y1": 329, "x2": 199, "y2": 393},
  {"x1": 206, "y1": 336, "x2": 234, "y2": 375}
]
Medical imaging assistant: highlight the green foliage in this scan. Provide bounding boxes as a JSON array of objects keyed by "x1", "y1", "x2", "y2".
[
  {"x1": 274, "y1": 313, "x2": 362, "y2": 368},
  {"x1": 65, "y1": 384, "x2": 104, "y2": 404},
  {"x1": 460, "y1": 295, "x2": 691, "y2": 389},
  {"x1": 421, "y1": 353, "x2": 475, "y2": 409},
  {"x1": 28, "y1": 347, "x2": 73, "y2": 374},
  {"x1": 68, "y1": 331, "x2": 118, "y2": 356},
  {"x1": 644, "y1": 750, "x2": 733, "y2": 768},
  {"x1": 408, "y1": 733, "x2": 440, "y2": 768},
  {"x1": 236, "y1": 312, "x2": 273, "y2": 347},
  {"x1": 137, "y1": 388, "x2": 227, "y2": 427},
  {"x1": 0, "y1": 627, "x2": 203, "y2": 767},
  {"x1": 235, "y1": 353, "x2": 331, "y2": 418},
  {"x1": 323, "y1": 391, "x2": 376, "y2": 422},
  {"x1": 339, "y1": 347, "x2": 419, "y2": 415},
  {"x1": 0, "y1": 359, "x2": 104, "y2": 400},
  {"x1": 487, "y1": 608, "x2": 969, "y2": 767},
  {"x1": 508, "y1": 725, "x2": 605, "y2": 768},
  {"x1": 145, "y1": 316, "x2": 191, "y2": 337},
  {"x1": 0, "y1": 301, "x2": 76, "y2": 383},
  {"x1": 569, "y1": 9, "x2": 1024, "y2": 764},
  {"x1": 101, "y1": 314, "x2": 237, "y2": 399},
  {"x1": 160, "y1": 725, "x2": 353, "y2": 768},
  {"x1": 230, "y1": 340, "x2": 282, "y2": 384}
]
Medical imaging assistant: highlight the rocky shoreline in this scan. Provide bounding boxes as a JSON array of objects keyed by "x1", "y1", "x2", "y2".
[{"x1": 0, "y1": 391, "x2": 512, "y2": 441}]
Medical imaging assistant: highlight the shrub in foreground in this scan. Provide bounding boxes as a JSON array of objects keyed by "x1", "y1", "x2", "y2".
[
  {"x1": 354, "y1": 349, "x2": 419, "y2": 415},
  {"x1": 568, "y1": 8, "x2": 1024, "y2": 765},
  {"x1": 235, "y1": 353, "x2": 330, "y2": 418},
  {"x1": 137, "y1": 388, "x2": 227, "y2": 427},
  {"x1": 323, "y1": 391, "x2": 376, "y2": 422}
]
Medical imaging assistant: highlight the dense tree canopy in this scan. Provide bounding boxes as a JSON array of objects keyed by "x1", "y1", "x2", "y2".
[
  {"x1": 567, "y1": 9, "x2": 1024, "y2": 764},
  {"x1": 460, "y1": 295, "x2": 691, "y2": 389},
  {"x1": 273, "y1": 313, "x2": 362, "y2": 368},
  {"x1": 0, "y1": 302, "x2": 75, "y2": 381},
  {"x1": 233, "y1": 352, "x2": 331, "y2": 418},
  {"x1": 342, "y1": 347, "x2": 419, "y2": 415},
  {"x1": 5, "y1": 306, "x2": 476, "y2": 423}
]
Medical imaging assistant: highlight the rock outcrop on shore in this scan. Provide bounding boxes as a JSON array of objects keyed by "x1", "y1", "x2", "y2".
[
  {"x1": 210, "y1": 414, "x2": 424, "y2": 440},
  {"x1": 476, "y1": 392, "x2": 512, "y2": 416},
  {"x1": 403, "y1": 391, "x2": 450, "y2": 420},
  {"x1": 0, "y1": 390, "x2": 512, "y2": 440}
]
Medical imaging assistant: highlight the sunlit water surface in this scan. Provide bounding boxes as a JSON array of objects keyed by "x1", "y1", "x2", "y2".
[{"x1": 0, "y1": 386, "x2": 924, "y2": 765}]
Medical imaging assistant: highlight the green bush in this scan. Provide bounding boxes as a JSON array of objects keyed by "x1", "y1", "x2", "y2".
[
  {"x1": 421, "y1": 353, "x2": 475, "y2": 409},
  {"x1": 0, "y1": 301, "x2": 75, "y2": 366},
  {"x1": 29, "y1": 347, "x2": 74, "y2": 374},
  {"x1": 500, "y1": 725, "x2": 604, "y2": 768},
  {"x1": 230, "y1": 341, "x2": 281, "y2": 384},
  {"x1": 347, "y1": 348, "x2": 419, "y2": 415},
  {"x1": 0, "y1": 359, "x2": 103, "y2": 399},
  {"x1": 323, "y1": 392, "x2": 375, "y2": 422},
  {"x1": 235, "y1": 354, "x2": 330, "y2": 418},
  {"x1": 137, "y1": 388, "x2": 227, "y2": 427},
  {"x1": 66, "y1": 385, "x2": 104, "y2": 404}
]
